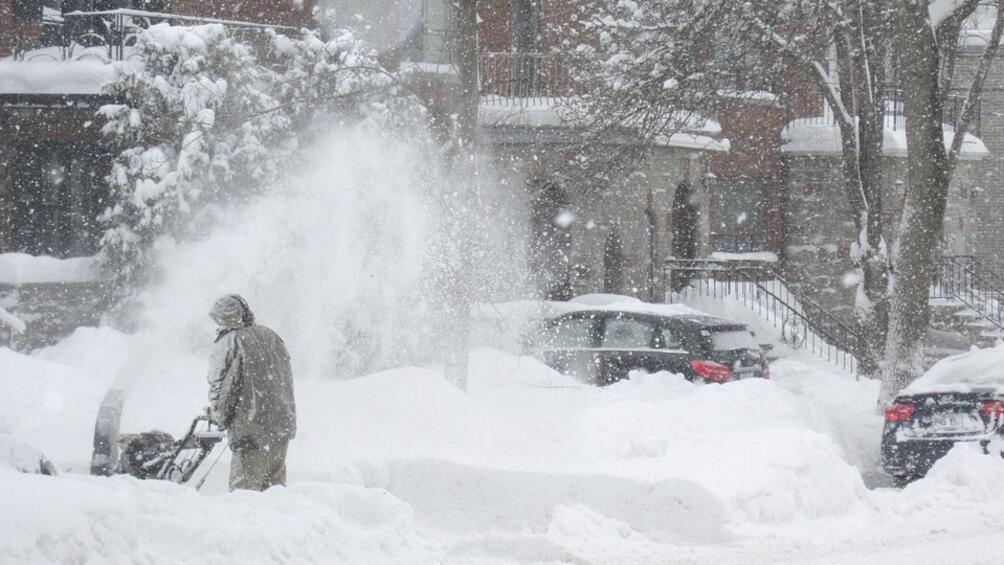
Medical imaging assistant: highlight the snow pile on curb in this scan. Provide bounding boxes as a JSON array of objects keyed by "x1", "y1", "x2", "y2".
[{"x1": 0, "y1": 470, "x2": 432, "y2": 565}]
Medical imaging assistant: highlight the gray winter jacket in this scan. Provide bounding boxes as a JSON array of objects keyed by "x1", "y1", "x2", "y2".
[{"x1": 207, "y1": 295, "x2": 296, "y2": 445}]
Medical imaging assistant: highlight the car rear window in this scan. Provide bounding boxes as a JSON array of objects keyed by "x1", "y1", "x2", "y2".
[
  {"x1": 602, "y1": 318, "x2": 656, "y2": 349},
  {"x1": 710, "y1": 329, "x2": 758, "y2": 351}
]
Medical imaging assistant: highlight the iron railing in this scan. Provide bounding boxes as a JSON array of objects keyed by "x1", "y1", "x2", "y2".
[
  {"x1": 17, "y1": 8, "x2": 299, "y2": 63},
  {"x1": 932, "y1": 255, "x2": 1004, "y2": 332},
  {"x1": 787, "y1": 88, "x2": 981, "y2": 136},
  {"x1": 480, "y1": 52, "x2": 577, "y2": 106},
  {"x1": 665, "y1": 259, "x2": 864, "y2": 374}
]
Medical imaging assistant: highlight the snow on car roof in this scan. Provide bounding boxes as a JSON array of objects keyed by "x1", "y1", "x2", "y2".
[
  {"x1": 555, "y1": 300, "x2": 742, "y2": 326},
  {"x1": 903, "y1": 344, "x2": 1004, "y2": 394}
]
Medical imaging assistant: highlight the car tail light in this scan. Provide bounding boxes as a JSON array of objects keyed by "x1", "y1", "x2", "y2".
[
  {"x1": 762, "y1": 363, "x2": 770, "y2": 379},
  {"x1": 980, "y1": 400, "x2": 1004, "y2": 420},
  {"x1": 884, "y1": 402, "x2": 916, "y2": 423},
  {"x1": 690, "y1": 360, "x2": 733, "y2": 382}
]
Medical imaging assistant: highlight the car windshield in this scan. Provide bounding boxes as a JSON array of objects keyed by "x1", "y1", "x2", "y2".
[{"x1": 710, "y1": 329, "x2": 758, "y2": 351}]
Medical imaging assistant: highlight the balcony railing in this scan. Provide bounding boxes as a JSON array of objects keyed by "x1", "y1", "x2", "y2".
[
  {"x1": 787, "y1": 88, "x2": 981, "y2": 137},
  {"x1": 16, "y1": 8, "x2": 299, "y2": 63},
  {"x1": 479, "y1": 52, "x2": 578, "y2": 106}
]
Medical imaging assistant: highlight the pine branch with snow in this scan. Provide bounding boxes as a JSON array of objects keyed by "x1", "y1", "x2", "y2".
[{"x1": 97, "y1": 23, "x2": 412, "y2": 292}]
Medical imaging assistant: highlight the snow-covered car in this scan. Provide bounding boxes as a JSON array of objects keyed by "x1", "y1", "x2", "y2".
[
  {"x1": 881, "y1": 346, "x2": 1004, "y2": 486},
  {"x1": 530, "y1": 310, "x2": 769, "y2": 385}
]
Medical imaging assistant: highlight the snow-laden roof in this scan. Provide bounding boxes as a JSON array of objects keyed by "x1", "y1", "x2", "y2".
[
  {"x1": 0, "y1": 57, "x2": 116, "y2": 95},
  {"x1": 903, "y1": 343, "x2": 1004, "y2": 394},
  {"x1": 0, "y1": 253, "x2": 100, "y2": 284},
  {"x1": 781, "y1": 115, "x2": 989, "y2": 160},
  {"x1": 479, "y1": 97, "x2": 729, "y2": 152}
]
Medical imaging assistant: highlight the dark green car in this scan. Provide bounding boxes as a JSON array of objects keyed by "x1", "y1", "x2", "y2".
[{"x1": 530, "y1": 310, "x2": 769, "y2": 385}]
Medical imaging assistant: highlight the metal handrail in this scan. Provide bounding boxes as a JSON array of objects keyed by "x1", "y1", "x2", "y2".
[
  {"x1": 666, "y1": 259, "x2": 866, "y2": 345},
  {"x1": 933, "y1": 255, "x2": 1004, "y2": 332},
  {"x1": 17, "y1": 9, "x2": 301, "y2": 63},
  {"x1": 479, "y1": 51, "x2": 578, "y2": 106},
  {"x1": 665, "y1": 258, "x2": 863, "y2": 373}
]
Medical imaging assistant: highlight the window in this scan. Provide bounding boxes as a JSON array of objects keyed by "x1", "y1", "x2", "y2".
[
  {"x1": 710, "y1": 177, "x2": 769, "y2": 253},
  {"x1": 546, "y1": 317, "x2": 595, "y2": 348},
  {"x1": 9, "y1": 142, "x2": 110, "y2": 258},
  {"x1": 654, "y1": 327, "x2": 683, "y2": 350},
  {"x1": 710, "y1": 329, "x2": 759, "y2": 351},
  {"x1": 602, "y1": 318, "x2": 656, "y2": 349}
]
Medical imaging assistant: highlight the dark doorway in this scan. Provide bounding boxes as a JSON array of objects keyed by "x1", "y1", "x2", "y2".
[
  {"x1": 639, "y1": 208, "x2": 657, "y2": 300},
  {"x1": 529, "y1": 179, "x2": 573, "y2": 301},
  {"x1": 670, "y1": 181, "x2": 699, "y2": 291},
  {"x1": 603, "y1": 228, "x2": 624, "y2": 294}
]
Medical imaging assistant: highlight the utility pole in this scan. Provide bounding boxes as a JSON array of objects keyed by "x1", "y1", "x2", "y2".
[{"x1": 442, "y1": 0, "x2": 479, "y2": 392}]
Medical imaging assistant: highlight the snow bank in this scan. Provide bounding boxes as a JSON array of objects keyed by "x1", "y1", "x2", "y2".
[
  {"x1": 0, "y1": 434, "x2": 56, "y2": 475},
  {"x1": 0, "y1": 346, "x2": 113, "y2": 469},
  {"x1": 0, "y1": 469, "x2": 433, "y2": 565},
  {"x1": 0, "y1": 253, "x2": 101, "y2": 284}
]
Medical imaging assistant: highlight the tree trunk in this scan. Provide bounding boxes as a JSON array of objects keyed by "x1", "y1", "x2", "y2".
[
  {"x1": 880, "y1": 2, "x2": 951, "y2": 404},
  {"x1": 442, "y1": 0, "x2": 479, "y2": 392},
  {"x1": 830, "y1": 15, "x2": 889, "y2": 379}
]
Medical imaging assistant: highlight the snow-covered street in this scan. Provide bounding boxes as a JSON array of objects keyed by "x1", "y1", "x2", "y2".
[{"x1": 5, "y1": 335, "x2": 1004, "y2": 564}]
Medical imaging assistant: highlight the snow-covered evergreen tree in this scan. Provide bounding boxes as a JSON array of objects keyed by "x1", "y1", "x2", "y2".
[{"x1": 97, "y1": 23, "x2": 405, "y2": 292}]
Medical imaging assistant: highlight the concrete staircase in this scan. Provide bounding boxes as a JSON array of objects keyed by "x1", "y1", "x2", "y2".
[{"x1": 925, "y1": 256, "x2": 1004, "y2": 367}]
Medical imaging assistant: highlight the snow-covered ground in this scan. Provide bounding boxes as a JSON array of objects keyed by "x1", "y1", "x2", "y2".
[{"x1": 4, "y1": 325, "x2": 1004, "y2": 564}]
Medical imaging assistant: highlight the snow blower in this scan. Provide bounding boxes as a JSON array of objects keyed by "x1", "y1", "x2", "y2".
[{"x1": 92, "y1": 397, "x2": 226, "y2": 487}]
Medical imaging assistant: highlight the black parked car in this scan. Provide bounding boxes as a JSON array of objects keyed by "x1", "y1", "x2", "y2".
[
  {"x1": 881, "y1": 348, "x2": 1004, "y2": 486},
  {"x1": 529, "y1": 310, "x2": 769, "y2": 385}
]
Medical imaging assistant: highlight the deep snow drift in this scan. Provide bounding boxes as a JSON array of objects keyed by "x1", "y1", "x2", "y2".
[{"x1": 5, "y1": 340, "x2": 1004, "y2": 564}]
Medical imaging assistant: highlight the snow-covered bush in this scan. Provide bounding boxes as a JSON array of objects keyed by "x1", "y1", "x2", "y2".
[{"x1": 98, "y1": 23, "x2": 408, "y2": 291}]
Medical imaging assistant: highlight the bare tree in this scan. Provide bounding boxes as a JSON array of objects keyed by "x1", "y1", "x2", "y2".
[
  {"x1": 880, "y1": 0, "x2": 1004, "y2": 402},
  {"x1": 744, "y1": 1, "x2": 897, "y2": 378}
]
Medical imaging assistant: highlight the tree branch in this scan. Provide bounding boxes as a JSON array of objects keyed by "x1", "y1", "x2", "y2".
[{"x1": 946, "y1": 0, "x2": 1004, "y2": 175}]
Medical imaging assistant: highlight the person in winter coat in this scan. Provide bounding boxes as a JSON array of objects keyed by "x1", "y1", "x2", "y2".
[{"x1": 206, "y1": 294, "x2": 296, "y2": 491}]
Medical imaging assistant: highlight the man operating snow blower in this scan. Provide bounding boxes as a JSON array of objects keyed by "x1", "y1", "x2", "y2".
[{"x1": 207, "y1": 294, "x2": 297, "y2": 491}]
